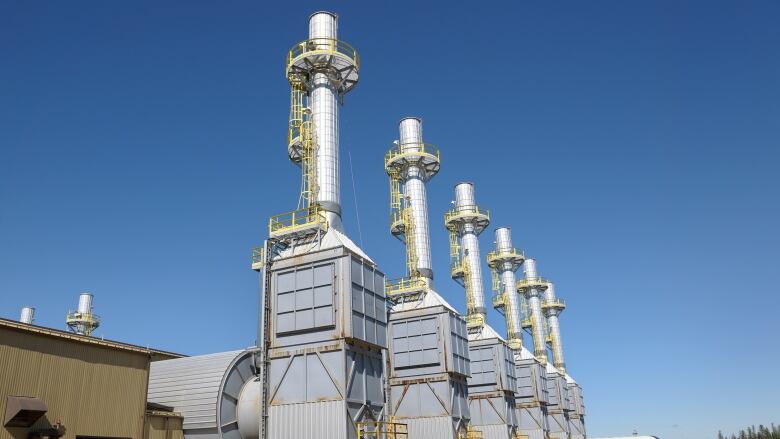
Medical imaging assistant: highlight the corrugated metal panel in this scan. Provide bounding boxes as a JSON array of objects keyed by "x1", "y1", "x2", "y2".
[
  {"x1": 516, "y1": 428, "x2": 547, "y2": 439},
  {"x1": 404, "y1": 416, "x2": 458, "y2": 439},
  {"x1": 473, "y1": 423, "x2": 513, "y2": 439},
  {"x1": 145, "y1": 413, "x2": 184, "y2": 439},
  {"x1": 0, "y1": 325, "x2": 150, "y2": 439},
  {"x1": 148, "y1": 350, "x2": 244, "y2": 430},
  {"x1": 517, "y1": 405, "x2": 548, "y2": 439},
  {"x1": 268, "y1": 400, "x2": 347, "y2": 439}
]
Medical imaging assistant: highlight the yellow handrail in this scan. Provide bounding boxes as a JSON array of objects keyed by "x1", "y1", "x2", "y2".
[
  {"x1": 516, "y1": 276, "x2": 549, "y2": 290},
  {"x1": 251, "y1": 247, "x2": 265, "y2": 266},
  {"x1": 486, "y1": 248, "x2": 525, "y2": 266},
  {"x1": 286, "y1": 38, "x2": 360, "y2": 73},
  {"x1": 386, "y1": 276, "x2": 428, "y2": 296},
  {"x1": 384, "y1": 142, "x2": 440, "y2": 170},
  {"x1": 268, "y1": 206, "x2": 324, "y2": 235},
  {"x1": 460, "y1": 426, "x2": 484, "y2": 439},
  {"x1": 356, "y1": 421, "x2": 408, "y2": 439},
  {"x1": 444, "y1": 204, "x2": 490, "y2": 227},
  {"x1": 541, "y1": 298, "x2": 566, "y2": 309}
]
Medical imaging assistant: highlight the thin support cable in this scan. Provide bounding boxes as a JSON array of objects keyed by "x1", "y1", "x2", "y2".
[{"x1": 347, "y1": 149, "x2": 364, "y2": 248}]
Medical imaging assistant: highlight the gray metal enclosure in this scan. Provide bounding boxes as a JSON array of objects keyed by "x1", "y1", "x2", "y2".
[
  {"x1": 514, "y1": 349, "x2": 550, "y2": 439},
  {"x1": 467, "y1": 333, "x2": 518, "y2": 439},
  {"x1": 545, "y1": 366, "x2": 572, "y2": 439},
  {"x1": 388, "y1": 293, "x2": 471, "y2": 438},
  {"x1": 269, "y1": 247, "x2": 388, "y2": 350},
  {"x1": 567, "y1": 380, "x2": 586, "y2": 439},
  {"x1": 264, "y1": 239, "x2": 387, "y2": 439}
]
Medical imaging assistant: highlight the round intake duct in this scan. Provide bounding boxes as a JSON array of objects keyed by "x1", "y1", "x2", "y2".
[{"x1": 148, "y1": 349, "x2": 261, "y2": 439}]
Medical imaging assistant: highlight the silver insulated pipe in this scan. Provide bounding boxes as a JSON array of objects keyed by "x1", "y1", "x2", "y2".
[
  {"x1": 455, "y1": 182, "x2": 487, "y2": 318},
  {"x1": 494, "y1": 228, "x2": 523, "y2": 346},
  {"x1": 77, "y1": 293, "x2": 94, "y2": 314},
  {"x1": 309, "y1": 12, "x2": 342, "y2": 228},
  {"x1": 544, "y1": 282, "x2": 567, "y2": 372},
  {"x1": 20, "y1": 307, "x2": 35, "y2": 324},
  {"x1": 399, "y1": 117, "x2": 434, "y2": 280},
  {"x1": 523, "y1": 258, "x2": 548, "y2": 363}
]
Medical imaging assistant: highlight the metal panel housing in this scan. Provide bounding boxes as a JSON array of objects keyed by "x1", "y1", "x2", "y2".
[
  {"x1": 388, "y1": 296, "x2": 471, "y2": 438},
  {"x1": 269, "y1": 247, "x2": 387, "y2": 350},
  {"x1": 266, "y1": 340, "x2": 384, "y2": 439}
]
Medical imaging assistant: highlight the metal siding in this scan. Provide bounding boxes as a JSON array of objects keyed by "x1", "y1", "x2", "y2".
[
  {"x1": 268, "y1": 400, "x2": 348, "y2": 439},
  {"x1": 148, "y1": 351, "x2": 244, "y2": 430},
  {"x1": 517, "y1": 405, "x2": 548, "y2": 439},
  {"x1": 404, "y1": 416, "x2": 459, "y2": 439},
  {"x1": 473, "y1": 424, "x2": 513, "y2": 439},
  {"x1": 0, "y1": 326, "x2": 150, "y2": 439},
  {"x1": 145, "y1": 414, "x2": 185, "y2": 439}
]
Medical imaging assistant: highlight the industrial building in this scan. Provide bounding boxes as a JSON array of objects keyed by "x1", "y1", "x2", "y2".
[
  {"x1": 2, "y1": 10, "x2": 589, "y2": 439},
  {"x1": 0, "y1": 317, "x2": 181, "y2": 439}
]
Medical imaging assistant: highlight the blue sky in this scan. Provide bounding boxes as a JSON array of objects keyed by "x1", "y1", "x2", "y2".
[{"x1": 1, "y1": 1, "x2": 778, "y2": 438}]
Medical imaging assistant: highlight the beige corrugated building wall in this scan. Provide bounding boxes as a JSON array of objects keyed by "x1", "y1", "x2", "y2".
[{"x1": 0, "y1": 318, "x2": 181, "y2": 439}]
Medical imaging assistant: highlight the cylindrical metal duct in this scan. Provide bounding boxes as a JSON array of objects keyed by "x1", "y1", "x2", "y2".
[
  {"x1": 462, "y1": 232, "x2": 486, "y2": 315},
  {"x1": 20, "y1": 307, "x2": 35, "y2": 324},
  {"x1": 309, "y1": 11, "x2": 337, "y2": 38},
  {"x1": 308, "y1": 12, "x2": 342, "y2": 228},
  {"x1": 77, "y1": 293, "x2": 93, "y2": 314},
  {"x1": 399, "y1": 117, "x2": 433, "y2": 280},
  {"x1": 523, "y1": 259, "x2": 547, "y2": 363},
  {"x1": 495, "y1": 228, "x2": 522, "y2": 347},
  {"x1": 495, "y1": 227, "x2": 513, "y2": 253},
  {"x1": 545, "y1": 282, "x2": 566, "y2": 372},
  {"x1": 455, "y1": 182, "x2": 476, "y2": 209},
  {"x1": 453, "y1": 182, "x2": 486, "y2": 318},
  {"x1": 399, "y1": 117, "x2": 423, "y2": 146},
  {"x1": 527, "y1": 293, "x2": 547, "y2": 362},
  {"x1": 524, "y1": 258, "x2": 538, "y2": 279}
]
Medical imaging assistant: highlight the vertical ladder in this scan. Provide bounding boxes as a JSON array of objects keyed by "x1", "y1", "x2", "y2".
[{"x1": 258, "y1": 240, "x2": 273, "y2": 439}]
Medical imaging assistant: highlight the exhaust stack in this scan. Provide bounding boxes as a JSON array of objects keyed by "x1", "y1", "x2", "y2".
[
  {"x1": 488, "y1": 227, "x2": 525, "y2": 349},
  {"x1": 385, "y1": 117, "x2": 440, "y2": 291},
  {"x1": 19, "y1": 307, "x2": 35, "y2": 324},
  {"x1": 66, "y1": 292, "x2": 100, "y2": 336},
  {"x1": 445, "y1": 182, "x2": 490, "y2": 331},
  {"x1": 543, "y1": 281, "x2": 568, "y2": 373},
  {"x1": 517, "y1": 258, "x2": 549, "y2": 364}
]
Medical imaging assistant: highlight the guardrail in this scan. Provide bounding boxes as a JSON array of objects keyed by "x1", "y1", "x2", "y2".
[
  {"x1": 286, "y1": 38, "x2": 360, "y2": 72},
  {"x1": 251, "y1": 247, "x2": 265, "y2": 270},
  {"x1": 385, "y1": 142, "x2": 440, "y2": 167},
  {"x1": 444, "y1": 204, "x2": 490, "y2": 227},
  {"x1": 268, "y1": 206, "x2": 325, "y2": 237},
  {"x1": 541, "y1": 298, "x2": 566, "y2": 310},
  {"x1": 386, "y1": 276, "x2": 428, "y2": 297},
  {"x1": 65, "y1": 312, "x2": 100, "y2": 325},
  {"x1": 356, "y1": 421, "x2": 408, "y2": 439},
  {"x1": 516, "y1": 276, "x2": 549, "y2": 290}
]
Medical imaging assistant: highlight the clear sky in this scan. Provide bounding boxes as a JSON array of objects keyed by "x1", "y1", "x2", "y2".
[{"x1": 1, "y1": 1, "x2": 778, "y2": 438}]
